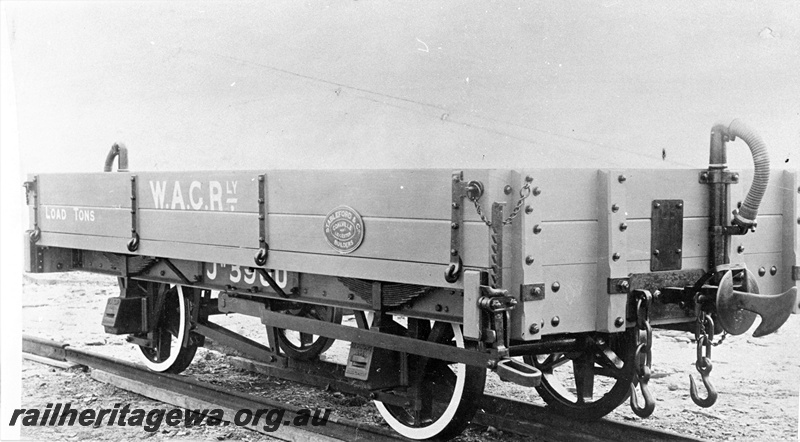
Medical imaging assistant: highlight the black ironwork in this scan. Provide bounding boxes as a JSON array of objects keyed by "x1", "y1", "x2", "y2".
[
  {"x1": 650, "y1": 199, "x2": 684, "y2": 271},
  {"x1": 689, "y1": 311, "x2": 717, "y2": 407},
  {"x1": 338, "y1": 278, "x2": 433, "y2": 307},
  {"x1": 472, "y1": 176, "x2": 532, "y2": 227},
  {"x1": 630, "y1": 290, "x2": 655, "y2": 418},
  {"x1": 254, "y1": 174, "x2": 269, "y2": 266},
  {"x1": 218, "y1": 294, "x2": 495, "y2": 367},
  {"x1": 255, "y1": 268, "x2": 289, "y2": 298},
  {"x1": 446, "y1": 171, "x2": 484, "y2": 283},
  {"x1": 490, "y1": 202, "x2": 505, "y2": 288},
  {"x1": 127, "y1": 175, "x2": 140, "y2": 252},
  {"x1": 24, "y1": 177, "x2": 41, "y2": 243},
  {"x1": 162, "y1": 258, "x2": 192, "y2": 285}
]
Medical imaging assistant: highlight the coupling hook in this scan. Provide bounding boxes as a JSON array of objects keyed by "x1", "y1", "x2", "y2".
[
  {"x1": 630, "y1": 378, "x2": 656, "y2": 418},
  {"x1": 689, "y1": 358, "x2": 718, "y2": 408}
]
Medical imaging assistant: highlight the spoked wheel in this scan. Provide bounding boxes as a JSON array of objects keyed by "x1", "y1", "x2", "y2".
[
  {"x1": 272, "y1": 304, "x2": 342, "y2": 360},
  {"x1": 137, "y1": 284, "x2": 198, "y2": 373},
  {"x1": 523, "y1": 329, "x2": 636, "y2": 420},
  {"x1": 375, "y1": 321, "x2": 486, "y2": 440}
]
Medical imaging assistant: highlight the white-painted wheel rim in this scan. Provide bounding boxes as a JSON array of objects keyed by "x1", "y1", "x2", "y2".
[
  {"x1": 138, "y1": 285, "x2": 187, "y2": 372},
  {"x1": 374, "y1": 323, "x2": 466, "y2": 440}
]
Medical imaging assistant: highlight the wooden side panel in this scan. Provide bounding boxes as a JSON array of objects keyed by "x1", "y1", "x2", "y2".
[
  {"x1": 138, "y1": 210, "x2": 257, "y2": 248},
  {"x1": 37, "y1": 206, "x2": 130, "y2": 238},
  {"x1": 626, "y1": 170, "x2": 707, "y2": 219},
  {"x1": 38, "y1": 174, "x2": 130, "y2": 207},
  {"x1": 266, "y1": 169, "x2": 487, "y2": 220},
  {"x1": 539, "y1": 221, "x2": 598, "y2": 265},
  {"x1": 524, "y1": 169, "x2": 598, "y2": 222},
  {"x1": 136, "y1": 171, "x2": 261, "y2": 213},
  {"x1": 626, "y1": 218, "x2": 707, "y2": 261},
  {"x1": 38, "y1": 232, "x2": 463, "y2": 289},
  {"x1": 623, "y1": 169, "x2": 785, "y2": 219},
  {"x1": 268, "y1": 215, "x2": 489, "y2": 267},
  {"x1": 736, "y1": 215, "x2": 786, "y2": 255}
]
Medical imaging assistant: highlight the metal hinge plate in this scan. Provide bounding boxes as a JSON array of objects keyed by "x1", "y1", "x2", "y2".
[{"x1": 650, "y1": 199, "x2": 684, "y2": 271}]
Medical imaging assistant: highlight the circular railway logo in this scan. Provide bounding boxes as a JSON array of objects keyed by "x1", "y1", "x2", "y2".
[{"x1": 324, "y1": 206, "x2": 364, "y2": 254}]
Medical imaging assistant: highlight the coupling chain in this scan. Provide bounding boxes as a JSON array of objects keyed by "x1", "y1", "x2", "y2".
[
  {"x1": 630, "y1": 290, "x2": 656, "y2": 417},
  {"x1": 695, "y1": 313, "x2": 714, "y2": 375},
  {"x1": 634, "y1": 291, "x2": 653, "y2": 385},
  {"x1": 688, "y1": 294, "x2": 717, "y2": 407},
  {"x1": 712, "y1": 331, "x2": 728, "y2": 347},
  {"x1": 472, "y1": 180, "x2": 532, "y2": 227}
]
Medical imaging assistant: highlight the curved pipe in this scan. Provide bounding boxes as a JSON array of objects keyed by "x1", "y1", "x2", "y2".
[
  {"x1": 103, "y1": 143, "x2": 129, "y2": 172},
  {"x1": 709, "y1": 119, "x2": 770, "y2": 227}
]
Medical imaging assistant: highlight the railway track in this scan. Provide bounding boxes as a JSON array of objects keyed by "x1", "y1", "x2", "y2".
[
  {"x1": 22, "y1": 335, "x2": 399, "y2": 442},
  {"x1": 22, "y1": 335, "x2": 702, "y2": 442}
]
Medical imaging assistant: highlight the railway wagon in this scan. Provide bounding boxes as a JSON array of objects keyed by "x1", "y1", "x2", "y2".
[{"x1": 24, "y1": 120, "x2": 798, "y2": 440}]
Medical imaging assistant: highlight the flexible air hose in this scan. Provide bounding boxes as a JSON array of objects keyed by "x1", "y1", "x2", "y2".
[{"x1": 726, "y1": 119, "x2": 770, "y2": 226}]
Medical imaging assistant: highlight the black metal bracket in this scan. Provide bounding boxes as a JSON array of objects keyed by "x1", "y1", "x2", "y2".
[
  {"x1": 711, "y1": 224, "x2": 752, "y2": 236},
  {"x1": 699, "y1": 170, "x2": 739, "y2": 184},
  {"x1": 792, "y1": 266, "x2": 800, "y2": 281},
  {"x1": 254, "y1": 174, "x2": 269, "y2": 266},
  {"x1": 650, "y1": 199, "x2": 684, "y2": 271},
  {"x1": 24, "y1": 176, "x2": 41, "y2": 243},
  {"x1": 256, "y1": 268, "x2": 289, "y2": 298},
  {"x1": 162, "y1": 258, "x2": 193, "y2": 285},
  {"x1": 490, "y1": 202, "x2": 505, "y2": 288},
  {"x1": 445, "y1": 171, "x2": 483, "y2": 283},
  {"x1": 127, "y1": 175, "x2": 140, "y2": 252},
  {"x1": 607, "y1": 277, "x2": 630, "y2": 294},
  {"x1": 477, "y1": 285, "x2": 516, "y2": 353}
]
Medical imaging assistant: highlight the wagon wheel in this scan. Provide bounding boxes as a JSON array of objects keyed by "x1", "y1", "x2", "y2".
[
  {"x1": 138, "y1": 284, "x2": 198, "y2": 373},
  {"x1": 375, "y1": 321, "x2": 486, "y2": 440},
  {"x1": 523, "y1": 329, "x2": 636, "y2": 420},
  {"x1": 271, "y1": 304, "x2": 342, "y2": 360}
]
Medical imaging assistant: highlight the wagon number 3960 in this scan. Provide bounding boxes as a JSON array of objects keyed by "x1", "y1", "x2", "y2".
[{"x1": 205, "y1": 263, "x2": 289, "y2": 288}]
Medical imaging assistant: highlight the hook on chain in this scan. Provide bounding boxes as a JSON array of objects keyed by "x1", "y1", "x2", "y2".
[
  {"x1": 630, "y1": 375, "x2": 656, "y2": 418},
  {"x1": 689, "y1": 359, "x2": 717, "y2": 407},
  {"x1": 629, "y1": 290, "x2": 656, "y2": 418},
  {"x1": 689, "y1": 337, "x2": 718, "y2": 407}
]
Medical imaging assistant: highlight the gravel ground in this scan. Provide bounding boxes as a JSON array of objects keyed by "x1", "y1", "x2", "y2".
[{"x1": 19, "y1": 272, "x2": 800, "y2": 441}]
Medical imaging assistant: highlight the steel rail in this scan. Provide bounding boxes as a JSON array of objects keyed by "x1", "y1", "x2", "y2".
[
  {"x1": 22, "y1": 335, "x2": 401, "y2": 442},
  {"x1": 226, "y1": 355, "x2": 704, "y2": 442},
  {"x1": 23, "y1": 335, "x2": 703, "y2": 442}
]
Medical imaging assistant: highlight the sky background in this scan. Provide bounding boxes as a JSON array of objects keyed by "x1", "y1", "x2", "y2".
[{"x1": 4, "y1": 1, "x2": 799, "y2": 175}]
